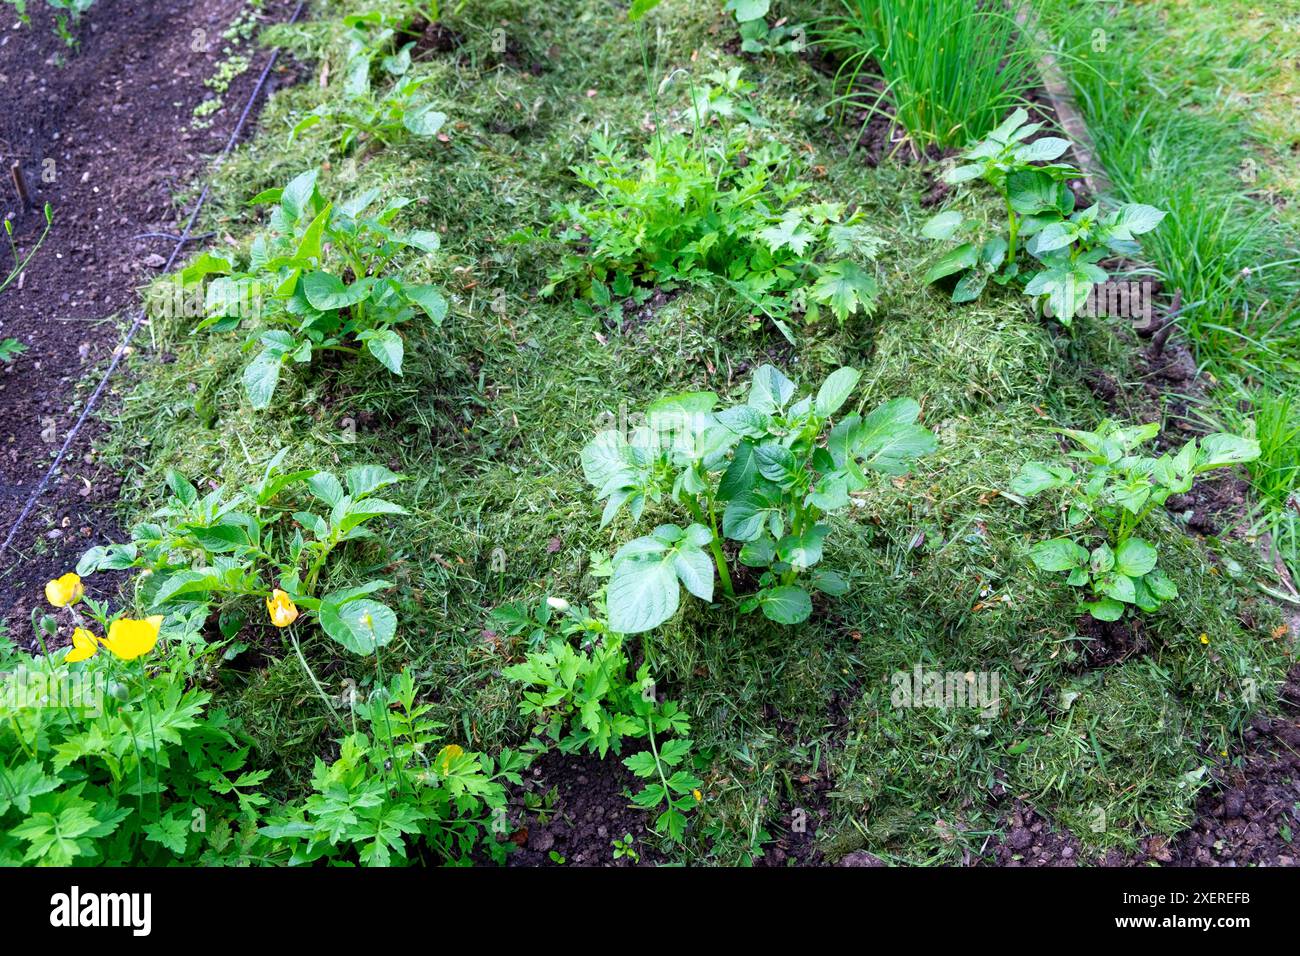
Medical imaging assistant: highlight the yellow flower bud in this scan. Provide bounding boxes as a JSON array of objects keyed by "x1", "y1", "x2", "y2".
[
  {"x1": 435, "y1": 744, "x2": 465, "y2": 774},
  {"x1": 266, "y1": 589, "x2": 299, "y2": 628}
]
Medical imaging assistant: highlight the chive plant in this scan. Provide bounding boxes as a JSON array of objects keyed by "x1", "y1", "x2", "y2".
[{"x1": 820, "y1": 0, "x2": 1040, "y2": 152}]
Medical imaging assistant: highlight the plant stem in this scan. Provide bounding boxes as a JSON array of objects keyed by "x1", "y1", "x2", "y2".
[{"x1": 288, "y1": 625, "x2": 340, "y2": 724}]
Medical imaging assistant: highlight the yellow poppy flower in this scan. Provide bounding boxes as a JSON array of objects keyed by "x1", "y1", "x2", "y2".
[
  {"x1": 435, "y1": 744, "x2": 465, "y2": 773},
  {"x1": 692, "y1": 789, "x2": 703, "y2": 802},
  {"x1": 45, "y1": 573, "x2": 84, "y2": 608},
  {"x1": 266, "y1": 589, "x2": 299, "y2": 628},
  {"x1": 65, "y1": 627, "x2": 99, "y2": 663},
  {"x1": 101, "y1": 616, "x2": 163, "y2": 660}
]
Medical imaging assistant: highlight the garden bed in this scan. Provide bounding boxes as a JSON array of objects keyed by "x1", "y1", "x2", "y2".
[{"x1": 0, "y1": 0, "x2": 1295, "y2": 872}]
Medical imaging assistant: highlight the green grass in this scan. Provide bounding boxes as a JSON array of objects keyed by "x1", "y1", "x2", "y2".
[
  {"x1": 83, "y1": 0, "x2": 1295, "y2": 864},
  {"x1": 820, "y1": 0, "x2": 1041, "y2": 151}
]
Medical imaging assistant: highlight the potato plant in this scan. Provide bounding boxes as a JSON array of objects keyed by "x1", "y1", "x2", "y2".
[
  {"x1": 180, "y1": 168, "x2": 448, "y2": 408},
  {"x1": 1011, "y1": 420, "x2": 1259, "y2": 620},
  {"x1": 582, "y1": 364, "x2": 935, "y2": 632},
  {"x1": 923, "y1": 109, "x2": 1165, "y2": 323}
]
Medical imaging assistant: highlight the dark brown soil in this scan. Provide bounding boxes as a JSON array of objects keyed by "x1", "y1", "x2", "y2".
[
  {"x1": 982, "y1": 800, "x2": 1089, "y2": 866},
  {"x1": 0, "y1": 0, "x2": 297, "y2": 638},
  {"x1": 1153, "y1": 670, "x2": 1300, "y2": 866},
  {"x1": 499, "y1": 750, "x2": 666, "y2": 867},
  {"x1": 1074, "y1": 613, "x2": 1151, "y2": 669}
]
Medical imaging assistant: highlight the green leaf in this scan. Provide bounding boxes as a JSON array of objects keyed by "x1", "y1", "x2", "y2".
[
  {"x1": 346, "y1": 464, "x2": 400, "y2": 498},
  {"x1": 303, "y1": 272, "x2": 371, "y2": 311},
  {"x1": 810, "y1": 261, "x2": 878, "y2": 322},
  {"x1": 810, "y1": 569, "x2": 849, "y2": 596},
  {"x1": 761, "y1": 585, "x2": 812, "y2": 624},
  {"x1": 405, "y1": 230, "x2": 441, "y2": 254},
  {"x1": 672, "y1": 541, "x2": 715, "y2": 603},
  {"x1": 924, "y1": 243, "x2": 979, "y2": 284},
  {"x1": 725, "y1": 0, "x2": 769, "y2": 21},
  {"x1": 1010, "y1": 462, "x2": 1072, "y2": 496},
  {"x1": 143, "y1": 814, "x2": 190, "y2": 856},
  {"x1": 747, "y1": 365, "x2": 796, "y2": 414},
  {"x1": 1108, "y1": 203, "x2": 1165, "y2": 238},
  {"x1": 722, "y1": 491, "x2": 771, "y2": 541},
  {"x1": 319, "y1": 598, "x2": 397, "y2": 655},
  {"x1": 360, "y1": 328, "x2": 404, "y2": 375},
  {"x1": 853, "y1": 398, "x2": 936, "y2": 474},
  {"x1": 1030, "y1": 538, "x2": 1088, "y2": 572},
  {"x1": 920, "y1": 211, "x2": 964, "y2": 241},
  {"x1": 243, "y1": 349, "x2": 285, "y2": 409},
  {"x1": 1013, "y1": 137, "x2": 1071, "y2": 163},
  {"x1": 405, "y1": 284, "x2": 448, "y2": 323},
  {"x1": 403, "y1": 104, "x2": 447, "y2": 137},
  {"x1": 1085, "y1": 597, "x2": 1125, "y2": 622},
  {"x1": 307, "y1": 471, "x2": 345, "y2": 507},
  {"x1": 814, "y1": 367, "x2": 860, "y2": 418},
  {"x1": 718, "y1": 441, "x2": 760, "y2": 500},
  {"x1": 627, "y1": 0, "x2": 662, "y2": 21},
  {"x1": 607, "y1": 553, "x2": 679, "y2": 634},
  {"x1": 1194, "y1": 433, "x2": 1260, "y2": 471},
  {"x1": 1115, "y1": 538, "x2": 1157, "y2": 578}
]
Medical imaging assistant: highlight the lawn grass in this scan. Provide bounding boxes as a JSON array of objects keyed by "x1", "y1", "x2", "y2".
[{"x1": 90, "y1": 0, "x2": 1293, "y2": 863}]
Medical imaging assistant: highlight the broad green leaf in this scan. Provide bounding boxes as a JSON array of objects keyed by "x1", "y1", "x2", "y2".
[
  {"x1": 672, "y1": 543, "x2": 715, "y2": 603},
  {"x1": 303, "y1": 272, "x2": 371, "y2": 311},
  {"x1": 814, "y1": 367, "x2": 860, "y2": 418},
  {"x1": 1115, "y1": 538, "x2": 1157, "y2": 578},
  {"x1": 920, "y1": 211, "x2": 964, "y2": 241},
  {"x1": 761, "y1": 585, "x2": 812, "y2": 624},
  {"x1": 319, "y1": 598, "x2": 396, "y2": 655},
  {"x1": 725, "y1": 0, "x2": 769, "y2": 20},
  {"x1": 361, "y1": 328, "x2": 404, "y2": 375},
  {"x1": 1085, "y1": 597, "x2": 1125, "y2": 622},
  {"x1": 242, "y1": 349, "x2": 285, "y2": 409},
  {"x1": 924, "y1": 242, "x2": 979, "y2": 284},
  {"x1": 1010, "y1": 462, "x2": 1071, "y2": 496},
  {"x1": 405, "y1": 284, "x2": 448, "y2": 323},
  {"x1": 607, "y1": 556, "x2": 678, "y2": 634},
  {"x1": 1029, "y1": 538, "x2": 1088, "y2": 572},
  {"x1": 854, "y1": 398, "x2": 936, "y2": 474},
  {"x1": 747, "y1": 365, "x2": 796, "y2": 414},
  {"x1": 1194, "y1": 433, "x2": 1259, "y2": 471},
  {"x1": 346, "y1": 464, "x2": 400, "y2": 498},
  {"x1": 403, "y1": 104, "x2": 447, "y2": 137}
]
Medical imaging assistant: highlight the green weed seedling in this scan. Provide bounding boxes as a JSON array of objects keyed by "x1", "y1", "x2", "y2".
[
  {"x1": 1011, "y1": 419, "x2": 1259, "y2": 620},
  {"x1": 289, "y1": 10, "x2": 447, "y2": 153},
  {"x1": 924, "y1": 109, "x2": 1165, "y2": 323},
  {"x1": 502, "y1": 600, "x2": 702, "y2": 842},
  {"x1": 179, "y1": 168, "x2": 448, "y2": 409},
  {"x1": 259, "y1": 667, "x2": 532, "y2": 866},
  {"x1": 582, "y1": 364, "x2": 934, "y2": 631}
]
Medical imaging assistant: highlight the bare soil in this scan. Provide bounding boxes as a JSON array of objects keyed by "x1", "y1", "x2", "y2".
[{"x1": 0, "y1": 0, "x2": 297, "y2": 640}]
